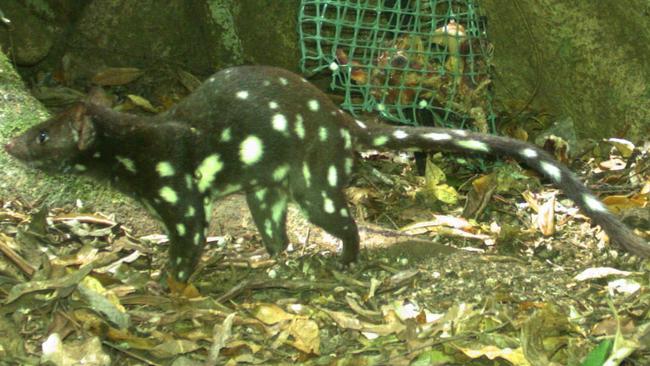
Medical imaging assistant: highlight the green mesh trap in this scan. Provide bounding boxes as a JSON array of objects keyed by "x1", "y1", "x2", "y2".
[{"x1": 299, "y1": 0, "x2": 495, "y2": 130}]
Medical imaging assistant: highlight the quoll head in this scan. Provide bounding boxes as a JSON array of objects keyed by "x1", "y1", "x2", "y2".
[{"x1": 4, "y1": 103, "x2": 97, "y2": 172}]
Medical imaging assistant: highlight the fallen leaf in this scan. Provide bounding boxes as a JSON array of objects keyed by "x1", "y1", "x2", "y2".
[
  {"x1": 91, "y1": 67, "x2": 143, "y2": 86},
  {"x1": 574, "y1": 267, "x2": 633, "y2": 281},
  {"x1": 127, "y1": 94, "x2": 158, "y2": 113},
  {"x1": 253, "y1": 304, "x2": 296, "y2": 325},
  {"x1": 606, "y1": 138, "x2": 635, "y2": 158},
  {"x1": 537, "y1": 194, "x2": 556, "y2": 236}
]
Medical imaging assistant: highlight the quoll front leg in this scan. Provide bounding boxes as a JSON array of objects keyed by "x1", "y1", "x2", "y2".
[
  {"x1": 149, "y1": 188, "x2": 207, "y2": 283},
  {"x1": 166, "y1": 216, "x2": 207, "y2": 283}
]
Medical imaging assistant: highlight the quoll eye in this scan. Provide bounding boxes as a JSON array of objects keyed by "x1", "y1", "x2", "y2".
[{"x1": 37, "y1": 130, "x2": 48, "y2": 144}]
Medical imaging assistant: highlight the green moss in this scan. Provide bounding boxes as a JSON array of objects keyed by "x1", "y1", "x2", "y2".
[
  {"x1": 207, "y1": 0, "x2": 244, "y2": 66},
  {"x1": 24, "y1": 0, "x2": 55, "y2": 20}
]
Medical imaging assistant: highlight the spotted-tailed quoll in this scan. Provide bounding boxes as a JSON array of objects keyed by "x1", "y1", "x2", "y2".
[{"x1": 4, "y1": 66, "x2": 649, "y2": 283}]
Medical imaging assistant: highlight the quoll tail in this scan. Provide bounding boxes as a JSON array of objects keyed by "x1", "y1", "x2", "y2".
[{"x1": 346, "y1": 117, "x2": 650, "y2": 258}]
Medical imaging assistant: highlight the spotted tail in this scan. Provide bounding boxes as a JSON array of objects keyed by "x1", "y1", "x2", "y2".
[{"x1": 345, "y1": 117, "x2": 650, "y2": 258}]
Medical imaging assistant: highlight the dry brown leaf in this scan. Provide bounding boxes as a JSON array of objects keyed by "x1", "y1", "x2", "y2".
[
  {"x1": 606, "y1": 138, "x2": 635, "y2": 158},
  {"x1": 253, "y1": 304, "x2": 296, "y2": 325},
  {"x1": 537, "y1": 194, "x2": 556, "y2": 236},
  {"x1": 598, "y1": 158, "x2": 626, "y2": 171},
  {"x1": 127, "y1": 94, "x2": 158, "y2": 113},
  {"x1": 322, "y1": 309, "x2": 363, "y2": 330},
  {"x1": 601, "y1": 194, "x2": 647, "y2": 213},
  {"x1": 91, "y1": 67, "x2": 143, "y2": 86},
  {"x1": 521, "y1": 190, "x2": 540, "y2": 212},
  {"x1": 287, "y1": 318, "x2": 320, "y2": 354}
]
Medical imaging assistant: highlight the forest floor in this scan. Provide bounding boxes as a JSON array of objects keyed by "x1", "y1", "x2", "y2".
[{"x1": 1, "y1": 151, "x2": 649, "y2": 366}]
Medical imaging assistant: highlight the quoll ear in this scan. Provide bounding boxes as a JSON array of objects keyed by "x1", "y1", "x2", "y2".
[
  {"x1": 86, "y1": 86, "x2": 113, "y2": 108},
  {"x1": 69, "y1": 104, "x2": 97, "y2": 151},
  {"x1": 76, "y1": 115, "x2": 96, "y2": 151},
  {"x1": 70, "y1": 102, "x2": 87, "y2": 122}
]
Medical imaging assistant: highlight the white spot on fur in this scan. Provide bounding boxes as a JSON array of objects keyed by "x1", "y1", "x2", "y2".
[
  {"x1": 303, "y1": 163, "x2": 311, "y2": 187},
  {"x1": 71, "y1": 128, "x2": 80, "y2": 143},
  {"x1": 176, "y1": 223, "x2": 186, "y2": 236},
  {"x1": 116, "y1": 156, "x2": 137, "y2": 173},
  {"x1": 272, "y1": 114, "x2": 288, "y2": 132},
  {"x1": 308, "y1": 100, "x2": 319, "y2": 112},
  {"x1": 456, "y1": 140, "x2": 489, "y2": 152},
  {"x1": 452, "y1": 129, "x2": 468, "y2": 137},
  {"x1": 328, "y1": 166, "x2": 338, "y2": 187},
  {"x1": 355, "y1": 120, "x2": 367, "y2": 129},
  {"x1": 159, "y1": 186, "x2": 178, "y2": 204},
  {"x1": 273, "y1": 164, "x2": 290, "y2": 181},
  {"x1": 263, "y1": 80, "x2": 271, "y2": 86},
  {"x1": 279, "y1": 77, "x2": 288, "y2": 85},
  {"x1": 329, "y1": 62, "x2": 339, "y2": 71},
  {"x1": 373, "y1": 136, "x2": 388, "y2": 146},
  {"x1": 240, "y1": 136, "x2": 264, "y2": 165},
  {"x1": 193, "y1": 233, "x2": 201, "y2": 246},
  {"x1": 319, "y1": 127, "x2": 328, "y2": 141},
  {"x1": 185, "y1": 206, "x2": 196, "y2": 218},
  {"x1": 204, "y1": 196, "x2": 213, "y2": 221},
  {"x1": 74, "y1": 164, "x2": 87, "y2": 172},
  {"x1": 422, "y1": 132, "x2": 452, "y2": 141},
  {"x1": 344, "y1": 158, "x2": 354, "y2": 175},
  {"x1": 93, "y1": 152, "x2": 101, "y2": 158},
  {"x1": 324, "y1": 198, "x2": 335, "y2": 214},
  {"x1": 196, "y1": 154, "x2": 224, "y2": 193},
  {"x1": 340, "y1": 208, "x2": 349, "y2": 217},
  {"x1": 271, "y1": 197, "x2": 287, "y2": 223},
  {"x1": 540, "y1": 161, "x2": 562, "y2": 182},
  {"x1": 341, "y1": 129, "x2": 352, "y2": 149},
  {"x1": 220, "y1": 128, "x2": 232, "y2": 142},
  {"x1": 264, "y1": 220, "x2": 273, "y2": 237},
  {"x1": 156, "y1": 161, "x2": 175, "y2": 177},
  {"x1": 269, "y1": 101, "x2": 279, "y2": 109},
  {"x1": 236, "y1": 90, "x2": 249, "y2": 99},
  {"x1": 583, "y1": 194, "x2": 607, "y2": 212},
  {"x1": 295, "y1": 114, "x2": 305, "y2": 139},
  {"x1": 521, "y1": 148, "x2": 538, "y2": 158},
  {"x1": 185, "y1": 174, "x2": 193, "y2": 190},
  {"x1": 256, "y1": 188, "x2": 268, "y2": 201},
  {"x1": 393, "y1": 130, "x2": 408, "y2": 139}
]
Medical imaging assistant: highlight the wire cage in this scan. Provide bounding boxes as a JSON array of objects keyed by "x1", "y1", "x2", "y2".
[{"x1": 299, "y1": 0, "x2": 495, "y2": 131}]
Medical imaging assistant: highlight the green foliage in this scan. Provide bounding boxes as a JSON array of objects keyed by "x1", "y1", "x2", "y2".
[
  {"x1": 580, "y1": 339, "x2": 612, "y2": 366},
  {"x1": 24, "y1": 0, "x2": 55, "y2": 19}
]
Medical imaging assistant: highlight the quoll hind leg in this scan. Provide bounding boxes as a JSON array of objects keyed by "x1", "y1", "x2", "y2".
[
  {"x1": 245, "y1": 187, "x2": 290, "y2": 256},
  {"x1": 293, "y1": 188, "x2": 360, "y2": 264}
]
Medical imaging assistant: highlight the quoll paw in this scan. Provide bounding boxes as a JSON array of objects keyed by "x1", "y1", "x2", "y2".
[{"x1": 167, "y1": 276, "x2": 201, "y2": 298}]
